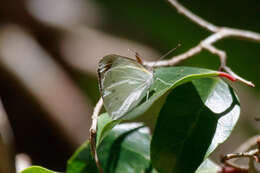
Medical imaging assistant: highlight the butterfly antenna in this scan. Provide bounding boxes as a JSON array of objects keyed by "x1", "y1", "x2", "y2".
[
  {"x1": 128, "y1": 48, "x2": 143, "y2": 64},
  {"x1": 158, "y1": 43, "x2": 181, "y2": 60}
]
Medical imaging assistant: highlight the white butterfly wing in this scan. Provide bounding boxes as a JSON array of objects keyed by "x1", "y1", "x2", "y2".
[{"x1": 98, "y1": 55, "x2": 153, "y2": 119}]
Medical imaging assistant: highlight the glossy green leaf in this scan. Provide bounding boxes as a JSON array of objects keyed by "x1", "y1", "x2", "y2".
[
  {"x1": 67, "y1": 122, "x2": 157, "y2": 173},
  {"x1": 21, "y1": 166, "x2": 57, "y2": 173},
  {"x1": 99, "y1": 123, "x2": 151, "y2": 173},
  {"x1": 66, "y1": 141, "x2": 98, "y2": 173},
  {"x1": 96, "y1": 113, "x2": 120, "y2": 147},
  {"x1": 94, "y1": 67, "x2": 238, "y2": 173},
  {"x1": 195, "y1": 159, "x2": 220, "y2": 173},
  {"x1": 97, "y1": 67, "x2": 224, "y2": 146},
  {"x1": 151, "y1": 78, "x2": 240, "y2": 173},
  {"x1": 195, "y1": 79, "x2": 240, "y2": 158},
  {"x1": 124, "y1": 66, "x2": 221, "y2": 120}
]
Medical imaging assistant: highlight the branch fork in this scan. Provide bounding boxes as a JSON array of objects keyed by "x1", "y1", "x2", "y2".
[
  {"x1": 143, "y1": 0, "x2": 259, "y2": 87},
  {"x1": 221, "y1": 136, "x2": 260, "y2": 171}
]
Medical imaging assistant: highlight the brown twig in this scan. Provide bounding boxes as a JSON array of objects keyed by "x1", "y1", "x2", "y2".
[
  {"x1": 221, "y1": 149, "x2": 259, "y2": 163},
  {"x1": 221, "y1": 136, "x2": 260, "y2": 171},
  {"x1": 143, "y1": 0, "x2": 260, "y2": 87},
  {"x1": 221, "y1": 149, "x2": 259, "y2": 171},
  {"x1": 89, "y1": 97, "x2": 104, "y2": 173}
]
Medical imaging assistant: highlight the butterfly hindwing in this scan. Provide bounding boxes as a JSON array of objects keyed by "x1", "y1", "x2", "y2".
[{"x1": 98, "y1": 55, "x2": 153, "y2": 119}]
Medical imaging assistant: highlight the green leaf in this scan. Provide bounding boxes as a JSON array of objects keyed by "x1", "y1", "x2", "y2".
[
  {"x1": 67, "y1": 123, "x2": 156, "y2": 173},
  {"x1": 68, "y1": 66, "x2": 238, "y2": 173},
  {"x1": 99, "y1": 123, "x2": 151, "y2": 173},
  {"x1": 66, "y1": 141, "x2": 98, "y2": 173},
  {"x1": 195, "y1": 159, "x2": 220, "y2": 173},
  {"x1": 151, "y1": 78, "x2": 240, "y2": 173},
  {"x1": 96, "y1": 113, "x2": 120, "y2": 147},
  {"x1": 21, "y1": 166, "x2": 57, "y2": 173},
  {"x1": 97, "y1": 67, "x2": 224, "y2": 145},
  {"x1": 124, "y1": 66, "x2": 221, "y2": 120},
  {"x1": 194, "y1": 79, "x2": 240, "y2": 158}
]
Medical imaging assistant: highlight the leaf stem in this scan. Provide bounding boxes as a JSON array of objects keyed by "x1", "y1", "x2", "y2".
[{"x1": 89, "y1": 97, "x2": 104, "y2": 173}]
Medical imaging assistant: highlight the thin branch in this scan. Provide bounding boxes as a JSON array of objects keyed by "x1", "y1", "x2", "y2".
[
  {"x1": 221, "y1": 149, "x2": 259, "y2": 171},
  {"x1": 143, "y1": 0, "x2": 260, "y2": 87},
  {"x1": 167, "y1": 0, "x2": 219, "y2": 32},
  {"x1": 144, "y1": 45, "x2": 202, "y2": 67},
  {"x1": 222, "y1": 66, "x2": 255, "y2": 87},
  {"x1": 89, "y1": 97, "x2": 104, "y2": 173},
  {"x1": 167, "y1": 0, "x2": 260, "y2": 43},
  {"x1": 222, "y1": 149, "x2": 259, "y2": 162},
  {"x1": 220, "y1": 136, "x2": 260, "y2": 171},
  {"x1": 200, "y1": 42, "x2": 227, "y2": 68}
]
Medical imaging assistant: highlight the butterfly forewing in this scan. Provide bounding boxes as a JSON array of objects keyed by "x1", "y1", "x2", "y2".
[{"x1": 98, "y1": 55, "x2": 153, "y2": 119}]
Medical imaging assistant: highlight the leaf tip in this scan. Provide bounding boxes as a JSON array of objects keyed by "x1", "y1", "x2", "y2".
[{"x1": 218, "y1": 72, "x2": 255, "y2": 87}]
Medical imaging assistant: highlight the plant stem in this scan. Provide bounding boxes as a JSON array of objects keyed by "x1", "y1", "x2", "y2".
[{"x1": 89, "y1": 97, "x2": 104, "y2": 173}]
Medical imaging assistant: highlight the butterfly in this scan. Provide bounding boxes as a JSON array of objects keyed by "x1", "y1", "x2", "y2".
[{"x1": 98, "y1": 54, "x2": 154, "y2": 120}]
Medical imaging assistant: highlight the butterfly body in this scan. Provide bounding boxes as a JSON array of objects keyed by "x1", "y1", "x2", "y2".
[{"x1": 98, "y1": 54, "x2": 153, "y2": 119}]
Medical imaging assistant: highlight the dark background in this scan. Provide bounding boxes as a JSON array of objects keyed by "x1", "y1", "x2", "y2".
[{"x1": 0, "y1": 0, "x2": 259, "y2": 171}]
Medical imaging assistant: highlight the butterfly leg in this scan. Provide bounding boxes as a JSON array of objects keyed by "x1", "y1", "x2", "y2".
[{"x1": 146, "y1": 90, "x2": 150, "y2": 102}]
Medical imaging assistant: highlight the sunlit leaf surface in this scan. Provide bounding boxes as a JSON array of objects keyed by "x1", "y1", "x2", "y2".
[
  {"x1": 151, "y1": 78, "x2": 239, "y2": 173},
  {"x1": 195, "y1": 159, "x2": 220, "y2": 173},
  {"x1": 21, "y1": 166, "x2": 57, "y2": 173},
  {"x1": 67, "y1": 120, "x2": 157, "y2": 173}
]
